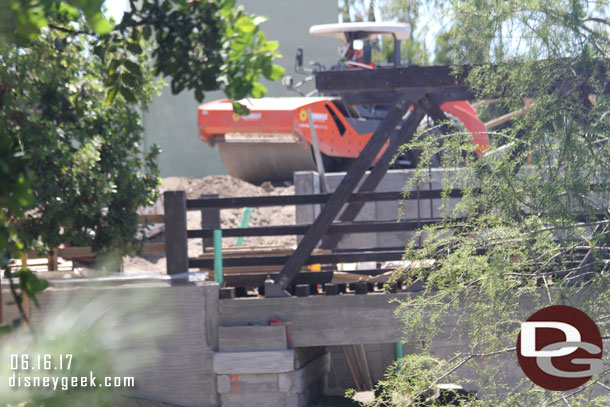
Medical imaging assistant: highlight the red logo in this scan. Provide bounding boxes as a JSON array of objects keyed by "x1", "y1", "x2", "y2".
[{"x1": 516, "y1": 305, "x2": 603, "y2": 391}]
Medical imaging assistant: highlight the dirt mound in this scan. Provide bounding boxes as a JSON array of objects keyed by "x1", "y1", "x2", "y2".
[{"x1": 124, "y1": 175, "x2": 296, "y2": 275}]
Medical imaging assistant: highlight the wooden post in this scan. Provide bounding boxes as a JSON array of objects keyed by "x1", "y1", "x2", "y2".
[
  {"x1": 201, "y1": 194, "x2": 221, "y2": 251},
  {"x1": 321, "y1": 105, "x2": 426, "y2": 250},
  {"x1": 307, "y1": 108, "x2": 330, "y2": 194},
  {"x1": 47, "y1": 249, "x2": 58, "y2": 271},
  {"x1": 164, "y1": 191, "x2": 189, "y2": 275}
]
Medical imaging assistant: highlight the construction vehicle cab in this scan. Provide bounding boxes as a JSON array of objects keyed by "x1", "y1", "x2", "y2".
[{"x1": 309, "y1": 21, "x2": 411, "y2": 68}]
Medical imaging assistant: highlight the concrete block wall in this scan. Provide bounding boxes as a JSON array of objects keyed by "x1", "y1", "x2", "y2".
[
  {"x1": 214, "y1": 323, "x2": 329, "y2": 407},
  {"x1": 294, "y1": 169, "x2": 462, "y2": 250},
  {"x1": 2, "y1": 283, "x2": 221, "y2": 407}
]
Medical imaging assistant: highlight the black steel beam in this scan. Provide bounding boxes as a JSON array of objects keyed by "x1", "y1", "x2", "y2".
[
  {"x1": 266, "y1": 92, "x2": 414, "y2": 297},
  {"x1": 189, "y1": 250, "x2": 406, "y2": 269}
]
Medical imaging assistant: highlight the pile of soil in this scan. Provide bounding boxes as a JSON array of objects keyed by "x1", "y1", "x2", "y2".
[{"x1": 123, "y1": 175, "x2": 296, "y2": 274}]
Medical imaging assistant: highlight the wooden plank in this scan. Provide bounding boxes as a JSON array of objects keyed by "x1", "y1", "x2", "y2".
[
  {"x1": 164, "y1": 191, "x2": 189, "y2": 275},
  {"x1": 55, "y1": 242, "x2": 165, "y2": 258},
  {"x1": 321, "y1": 106, "x2": 426, "y2": 250},
  {"x1": 186, "y1": 190, "x2": 462, "y2": 210},
  {"x1": 419, "y1": 93, "x2": 457, "y2": 135},
  {"x1": 138, "y1": 214, "x2": 165, "y2": 223},
  {"x1": 219, "y1": 325, "x2": 287, "y2": 351},
  {"x1": 58, "y1": 246, "x2": 94, "y2": 257},
  {"x1": 316, "y1": 65, "x2": 470, "y2": 93},
  {"x1": 142, "y1": 242, "x2": 166, "y2": 255},
  {"x1": 213, "y1": 350, "x2": 294, "y2": 374},
  {"x1": 198, "y1": 248, "x2": 331, "y2": 259},
  {"x1": 200, "y1": 194, "x2": 220, "y2": 251},
  {"x1": 223, "y1": 271, "x2": 333, "y2": 288},
  {"x1": 189, "y1": 250, "x2": 405, "y2": 269},
  {"x1": 186, "y1": 191, "x2": 404, "y2": 209},
  {"x1": 188, "y1": 218, "x2": 444, "y2": 239}
]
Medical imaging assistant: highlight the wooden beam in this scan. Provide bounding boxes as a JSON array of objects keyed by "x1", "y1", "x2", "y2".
[
  {"x1": 186, "y1": 190, "x2": 441, "y2": 209},
  {"x1": 315, "y1": 65, "x2": 470, "y2": 93},
  {"x1": 188, "y1": 218, "x2": 447, "y2": 238},
  {"x1": 223, "y1": 271, "x2": 333, "y2": 288},
  {"x1": 321, "y1": 105, "x2": 426, "y2": 250},
  {"x1": 342, "y1": 87, "x2": 475, "y2": 105},
  {"x1": 418, "y1": 93, "x2": 457, "y2": 134},
  {"x1": 138, "y1": 214, "x2": 165, "y2": 223},
  {"x1": 266, "y1": 92, "x2": 414, "y2": 297},
  {"x1": 164, "y1": 191, "x2": 188, "y2": 275},
  {"x1": 189, "y1": 250, "x2": 406, "y2": 269},
  {"x1": 200, "y1": 194, "x2": 220, "y2": 251}
]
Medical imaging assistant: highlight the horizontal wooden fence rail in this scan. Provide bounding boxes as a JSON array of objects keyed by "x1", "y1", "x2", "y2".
[
  {"x1": 189, "y1": 250, "x2": 406, "y2": 269},
  {"x1": 19, "y1": 213, "x2": 166, "y2": 272},
  {"x1": 187, "y1": 219, "x2": 446, "y2": 239},
  {"x1": 163, "y1": 188, "x2": 463, "y2": 277},
  {"x1": 185, "y1": 189, "x2": 464, "y2": 209},
  {"x1": 162, "y1": 187, "x2": 462, "y2": 277}
]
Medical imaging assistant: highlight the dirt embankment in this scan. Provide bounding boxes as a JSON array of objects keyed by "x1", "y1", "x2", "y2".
[{"x1": 123, "y1": 176, "x2": 296, "y2": 274}]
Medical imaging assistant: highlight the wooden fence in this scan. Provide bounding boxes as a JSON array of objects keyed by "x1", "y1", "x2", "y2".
[{"x1": 163, "y1": 188, "x2": 462, "y2": 288}]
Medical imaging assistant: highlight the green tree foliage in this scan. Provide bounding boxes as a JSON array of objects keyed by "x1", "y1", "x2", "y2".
[
  {"x1": 373, "y1": 1, "x2": 610, "y2": 405},
  {"x1": 0, "y1": 0, "x2": 284, "y2": 328},
  {"x1": 379, "y1": 0, "x2": 429, "y2": 65},
  {"x1": 0, "y1": 36, "x2": 160, "y2": 255},
  {"x1": 0, "y1": 0, "x2": 284, "y2": 255}
]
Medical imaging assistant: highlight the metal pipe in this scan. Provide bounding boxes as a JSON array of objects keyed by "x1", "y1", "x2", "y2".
[
  {"x1": 235, "y1": 207, "x2": 252, "y2": 247},
  {"x1": 214, "y1": 229, "x2": 223, "y2": 284},
  {"x1": 395, "y1": 342, "x2": 404, "y2": 371},
  {"x1": 393, "y1": 34, "x2": 401, "y2": 66}
]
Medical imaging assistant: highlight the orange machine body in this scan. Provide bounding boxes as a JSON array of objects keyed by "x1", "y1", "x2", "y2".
[{"x1": 197, "y1": 97, "x2": 488, "y2": 161}]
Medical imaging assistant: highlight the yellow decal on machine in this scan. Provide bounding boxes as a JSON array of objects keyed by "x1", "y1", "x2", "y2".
[{"x1": 299, "y1": 109, "x2": 308, "y2": 122}]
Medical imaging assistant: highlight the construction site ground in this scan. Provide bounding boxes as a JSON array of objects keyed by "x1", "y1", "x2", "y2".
[{"x1": 123, "y1": 175, "x2": 297, "y2": 275}]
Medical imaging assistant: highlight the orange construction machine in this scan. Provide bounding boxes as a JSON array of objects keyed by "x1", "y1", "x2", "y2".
[{"x1": 198, "y1": 22, "x2": 488, "y2": 184}]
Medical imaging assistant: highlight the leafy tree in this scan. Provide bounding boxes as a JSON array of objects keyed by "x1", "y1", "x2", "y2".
[
  {"x1": 0, "y1": 0, "x2": 284, "y2": 328},
  {"x1": 372, "y1": 0, "x2": 610, "y2": 405},
  {"x1": 379, "y1": 0, "x2": 429, "y2": 65}
]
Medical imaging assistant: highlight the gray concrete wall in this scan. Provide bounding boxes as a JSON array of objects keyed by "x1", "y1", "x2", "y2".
[
  {"x1": 294, "y1": 169, "x2": 462, "y2": 250},
  {"x1": 2, "y1": 283, "x2": 551, "y2": 403},
  {"x1": 142, "y1": 0, "x2": 340, "y2": 178},
  {"x1": 2, "y1": 283, "x2": 220, "y2": 407}
]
